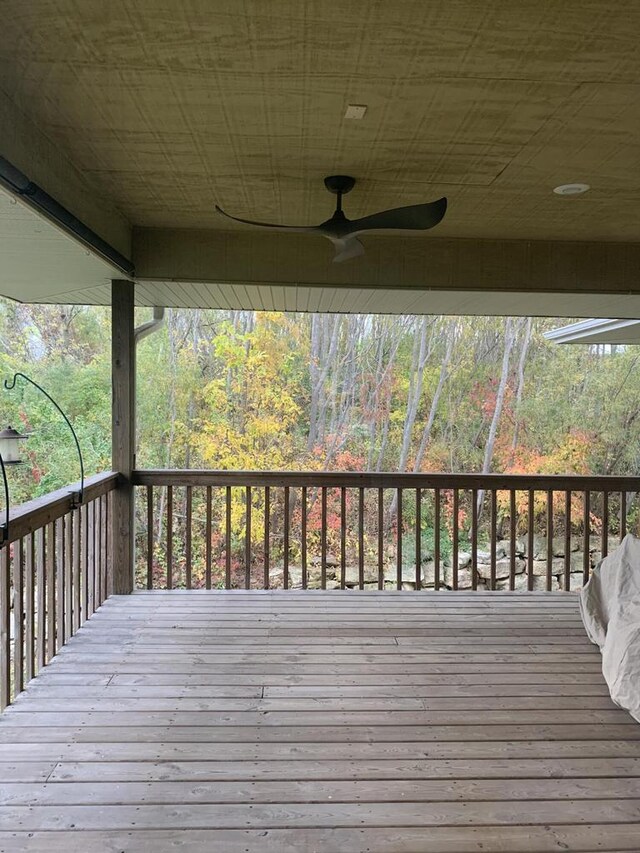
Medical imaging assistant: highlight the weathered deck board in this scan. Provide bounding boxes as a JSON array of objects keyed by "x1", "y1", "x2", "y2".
[{"x1": 0, "y1": 590, "x2": 638, "y2": 852}]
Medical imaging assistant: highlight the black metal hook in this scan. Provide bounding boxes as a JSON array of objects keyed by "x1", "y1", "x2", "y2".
[{"x1": 4, "y1": 372, "x2": 84, "y2": 507}]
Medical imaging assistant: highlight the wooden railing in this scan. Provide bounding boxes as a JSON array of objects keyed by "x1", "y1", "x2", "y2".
[
  {"x1": 0, "y1": 471, "x2": 118, "y2": 709},
  {"x1": 133, "y1": 470, "x2": 640, "y2": 593}
]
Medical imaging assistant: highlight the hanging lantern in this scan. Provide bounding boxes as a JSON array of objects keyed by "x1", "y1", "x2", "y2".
[{"x1": 0, "y1": 426, "x2": 29, "y2": 465}]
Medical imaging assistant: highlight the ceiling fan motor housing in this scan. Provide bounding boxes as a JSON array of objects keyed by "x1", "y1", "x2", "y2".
[{"x1": 324, "y1": 175, "x2": 356, "y2": 195}]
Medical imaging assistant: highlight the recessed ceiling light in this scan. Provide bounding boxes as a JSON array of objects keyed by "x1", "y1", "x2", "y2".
[
  {"x1": 344, "y1": 104, "x2": 367, "y2": 120},
  {"x1": 553, "y1": 183, "x2": 590, "y2": 196}
]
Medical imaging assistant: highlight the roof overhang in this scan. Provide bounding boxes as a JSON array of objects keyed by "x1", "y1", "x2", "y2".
[
  {"x1": 544, "y1": 317, "x2": 640, "y2": 344},
  {"x1": 5, "y1": 184, "x2": 640, "y2": 317}
]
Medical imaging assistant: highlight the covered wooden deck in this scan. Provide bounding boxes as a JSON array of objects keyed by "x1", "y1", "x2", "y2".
[{"x1": 0, "y1": 590, "x2": 639, "y2": 852}]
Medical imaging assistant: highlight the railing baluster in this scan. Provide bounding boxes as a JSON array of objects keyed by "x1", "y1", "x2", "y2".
[
  {"x1": 56, "y1": 516, "x2": 64, "y2": 649},
  {"x1": 358, "y1": 487, "x2": 365, "y2": 590},
  {"x1": 283, "y1": 486, "x2": 289, "y2": 592},
  {"x1": 264, "y1": 486, "x2": 271, "y2": 590},
  {"x1": 185, "y1": 485, "x2": 192, "y2": 590},
  {"x1": 396, "y1": 487, "x2": 403, "y2": 590},
  {"x1": 103, "y1": 494, "x2": 111, "y2": 601},
  {"x1": 321, "y1": 487, "x2": 327, "y2": 590},
  {"x1": 14, "y1": 538, "x2": 24, "y2": 696},
  {"x1": 88, "y1": 502, "x2": 95, "y2": 615},
  {"x1": 36, "y1": 526, "x2": 46, "y2": 673},
  {"x1": 166, "y1": 485, "x2": 173, "y2": 590},
  {"x1": 25, "y1": 532, "x2": 35, "y2": 683},
  {"x1": 452, "y1": 489, "x2": 459, "y2": 591},
  {"x1": 564, "y1": 491, "x2": 572, "y2": 592},
  {"x1": 377, "y1": 487, "x2": 384, "y2": 590},
  {"x1": 65, "y1": 512, "x2": 73, "y2": 639},
  {"x1": 206, "y1": 486, "x2": 213, "y2": 589},
  {"x1": 146, "y1": 486, "x2": 153, "y2": 589},
  {"x1": 434, "y1": 488, "x2": 441, "y2": 591},
  {"x1": 73, "y1": 509, "x2": 81, "y2": 631},
  {"x1": 415, "y1": 488, "x2": 421, "y2": 591},
  {"x1": 621, "y1": 490, "x2": 627, "y2": 541},
  {"x1": 245, "y1": 485, "x2": 252, "y2": 590},
  {"x1": 583, "y1": 490, "x2": 591, "y2": 586},
  {"x1": 602, "y1": 491, "x2": 609, "y2": 559},
  {"x1": 490, "y1": 490, "x2": 497, "y2": 591},
  {"x1": 225, "y1": 486, "x2": 231, "y2": 589},
  {"x1": 340, "y1": 487, "x2": 346, "y2": 591},
  {"x1": 300, "y1": 486, "x2": 307, "y2": 590},
  {"x1": 546, "y1": 490, "x2": 553, "y2": 593},
  {"x1": 46, "y1": 522, "x2": 56, "y2": 662},
  {"x1": 509, "y1": 490, "x2": 517, "y2": 591},
  {"x1": 527, "y1": 490, "x2": 534, "y2": 591},
  {"x1": 94, "y1": 499, "x2": 101, "y2": 607},
  {"x1": 471, "y1": 488, "x2": 478, "y2": 591},
  {"x1": 81, "y1": 503, "x2": 88, "y2": 624},
  {"x1": 0, "y1": 547, "x2": 10, "y2": 709}
]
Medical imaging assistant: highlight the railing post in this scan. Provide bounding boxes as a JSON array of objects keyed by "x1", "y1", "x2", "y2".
[{"x1": 111, "y1": 279, "x2": 135, "y2": 594}]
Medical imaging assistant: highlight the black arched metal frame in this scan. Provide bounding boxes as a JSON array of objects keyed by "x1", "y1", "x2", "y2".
[
  {"x1": 4, "y1": 372, "x2": 84, "y2": 507},
  {"x1": 0, "y1": 452, "x2": 9, "y2": 546}
]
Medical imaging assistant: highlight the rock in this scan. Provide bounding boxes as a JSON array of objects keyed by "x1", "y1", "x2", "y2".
[
  {"x1": 342, "y1": 564, "x2": 379, "y2": 585},
  {"x1": 552, "y1": 536, "x2": 582, "y2": 557},
  {"x1": 457, "y1": 551, "x2": 471, "y2": 569},
  {"x1": 476, "y1": 558, "x2": 525, "y2": 580},
  {"x1": 531, "y1": 560, "x2": 550, "y2": 577},
  {"x1": 270, "y1": 565, "x2": 345, "y2": 588},
  {"x1": 422, "y1": 561, "x2": 437, "y2": 584},
  {"x1": 518, "y1": 534, "x2": 583, "y2": 558},
  {"x1": 516, "y1": 534, "x2": 548, "y2": 560},
  {"x1": 496, "y1": 573, "x2": 560, "y2": 591},
  {"x1": 442, "y1": 566, "x2": 477, "y2": 589},
  {"x1": 550, "y1": 552, "x2": 587, "y2": 575},
  {"x1": 589, "y1": 535, "x2": 623, "y2": 555},
  {"x1": 383, "y1": 566, "x2": 425, "y2": 585},
  {"x1": 496, "y1": 540, "x2": 515, "y2": 558},
  {"x1": 287, "y1": 567, "x2": 303, "y2": 588},
  {"x1": 310, "y1": 553, "x2": 340, "y2": 568},
  {"x1": 569, "y1": 572, "x2": 585, "y2": 591},
  {"x1": 590, "y1": 539, "x2": 625, "y2": 566},
  {"x1": 476, "y1": 549, "x2": 492, "y2": 565}
]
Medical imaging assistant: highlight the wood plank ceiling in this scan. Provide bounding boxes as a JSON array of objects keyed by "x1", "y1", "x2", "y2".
[{"x1": 1, "y1": 0, "x2": 640, "y2": 242}]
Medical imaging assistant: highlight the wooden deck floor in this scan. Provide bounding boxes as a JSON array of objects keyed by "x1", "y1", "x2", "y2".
[{"x1": 0, "y1": 591, "x2": 639, "y2": 851}]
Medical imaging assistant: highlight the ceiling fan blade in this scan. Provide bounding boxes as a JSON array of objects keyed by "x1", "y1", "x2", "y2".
[
  {"x1": 215, "y1": 205, "x2": 319, "y2": 233},
  {"x1": 343, "y1": 198, "x2": 447, "y2": 236},
  {"x1": 331, "y1": 236, "x2": 365, "y2": 263}
]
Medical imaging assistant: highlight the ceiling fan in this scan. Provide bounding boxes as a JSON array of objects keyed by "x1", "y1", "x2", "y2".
[{"x1": 215, "y1": 176, "x2": 447, "y2": 263}]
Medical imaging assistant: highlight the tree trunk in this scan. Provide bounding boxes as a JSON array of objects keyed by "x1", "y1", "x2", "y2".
[
  {"x1": 511, "y1": 317, "x2": 533, "y2": 455},
  {"x1": 477, "y1": 318, "x2": 516, "y2": 516},
  {"x1": 413, "y1": 321, "x2": 456, "y2": 472}
]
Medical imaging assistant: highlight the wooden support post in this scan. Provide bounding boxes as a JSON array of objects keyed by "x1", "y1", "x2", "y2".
[{"x1": 111, "y1": 280, "x2": 135, "y2": 594}]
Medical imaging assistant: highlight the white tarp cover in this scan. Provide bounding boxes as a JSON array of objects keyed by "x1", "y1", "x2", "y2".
[{"x1": 580, "y1": 533, "x2": 640, "y2": 723}]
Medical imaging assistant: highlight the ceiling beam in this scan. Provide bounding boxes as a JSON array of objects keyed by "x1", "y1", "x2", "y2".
[{"x1": 134, "y1": 227, "x2": 640, "y2": 297}]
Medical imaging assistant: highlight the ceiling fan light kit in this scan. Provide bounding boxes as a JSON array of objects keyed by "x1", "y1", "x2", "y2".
[{"x1": 216, "y1": 176, "x2": 447, "y2": 263}]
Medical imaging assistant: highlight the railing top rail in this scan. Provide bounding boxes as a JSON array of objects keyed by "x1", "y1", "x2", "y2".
[
  {"x1": 133, "y1": 469, "x2": 640, "y2": 491},
  {"x1": 6, "y1": 471, "x2": 118, "y2": 544}
]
